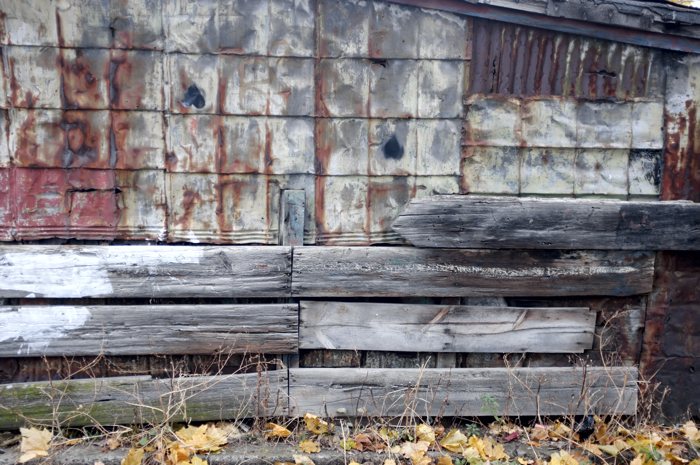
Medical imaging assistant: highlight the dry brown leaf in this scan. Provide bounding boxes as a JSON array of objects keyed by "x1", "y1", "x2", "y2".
[
  {"x1": 517, "y1": 458, "x2": 534, "y2": 465},
  {"x1": 304, "y1": 413, "x2": 331, "y2": 435},
  {"x1": 265, "y1": 423, "x2": 293, "y2": 440},
  {"x1": 299, "y1": 440, "x2": 321, "y2": 454},
  {"x1": 188, "y1": 457, "x2": 208, "y2": 465},
  {"x1": 682, "y1": 421, "x2": 700, "y2": 445},
  {"x1": 437, "y1": 455, "x2": 454, "y2": 465},
  {"x1": 384, "y1": 460, "x2": 397, "y2": 465},
  {"x1": 549, "y1": 451, "x2": 579, "y2": 465},
  {"x1": 121, "y1": 447, "x2": 145, "y2": 465},
  {"x1": 19, "y1": 427, "x2": 52, "y2": 464},
  {"x1": 107, "y1": 436, "x2": 122, "y2": 451}
]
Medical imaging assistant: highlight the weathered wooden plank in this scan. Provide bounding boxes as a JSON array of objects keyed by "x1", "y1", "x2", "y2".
[
  {"x1": 300, "y1": 301, "x2": 594, "y2": 353},
  {"x1": 291, "y1": 247, "x2": 654, "y2": 297},
  {"x1": 0, "y1": 304, "x2": 298, "y2": 357},
  {"x1": 0, "y1": 245, "x2": 292, "y2": 298},
  {"x1": 0, "y1": 371, "x2": 288, "y2": 429},
  {"x1": 289, "y1": 367, "x2": 637, "y2": 417},
  {"x1": 392, "y1": 196, "x2": 700, "y2": 250}
]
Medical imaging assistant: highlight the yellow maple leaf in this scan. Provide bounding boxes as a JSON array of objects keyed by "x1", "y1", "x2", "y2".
[
  {"x1": 417, "y1": 424, "x2": 436, "y2": 444},
  {"x1": 437, "y1": 455, "x2": 454, "y2": 465},
  {"x1": 401, "y1": 440, "x2": 431, "y2": 457},
  {"x1": 549, "y1": 451, "x2": 579, "y2": 465},
  {"x1": 299, "y1": 439, "x2": 321, "y2": 453},
  {"x1": 440, "y1": 430, "x2": 469, "y2": 453},
  {"x1": 481, "y1": 436, "x2": 508, "y2": 461},
  {"x1": 293, "y1": 454, "x2": 316, "y2": 465},
  {"x1": 304, "y1": 413, "x2": 331, "y2": 435},
  {"x1": 265, "y1": 422, "x2": 293, "y2": 439},
  {"x1": 19, "y1": 427, "x2": 52, "y2": 464},
  {"x1": 175, "y1": 425, "x2": 228, "y2": 453},
  {"x1": 384, "y1": 460, "x2": 397, "y2": 465},
  {"x1": 188, "y1": 457, "x2": 208, "y2": 465},
  {"x1": 121, "y1": 447, "x2": 145, "y2": 465}
]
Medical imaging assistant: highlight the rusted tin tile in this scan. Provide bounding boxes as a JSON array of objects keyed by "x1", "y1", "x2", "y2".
[
  {"x1": 0, "y1": 168, "x2": 11, "y2": 241},
  {"x1": 415, "y1": 119, "x2": 461, "y2": 176},
  {"x1": 520, "y1": 98, "x2": 577, "y2": 148},
  {"x1": 367, "y1": 175, "x2": 415, "y2": 243},
  {"x1": 218, "y1": 56, "x2": 314, "y2": 116},
  {"x1": 461, "y1": 146, "x2": 520, "y2": 194},
  {"x1": 417, "y1": 61, "x2": 464, "y2": 118},
  {"x1": 6, "y1": 46, "x2": 61, "y2": 108},
  {"x1": 219, "y1": 117, "x2": 266, "y2": 174},
  {"x1": 168, "y1": 53, "x2": 219, "y2": 114},
  {"x1": 56, "y1": 0, "x2": 111, "y2": 48},
  {"x1": 418, "y1": 8, "x2": 469, "y2": 59},
  {"x1": 10, "y1": 109, "x2": 111, "y2": 169},
  {"x1": 61, "y1": 48, "x2": 111, "y2": 110},
  {"x1": 576, "y1": 102, "x2": 632, "y2": 148},
  {"x1": 631, "y1": 101, "x2": 664, "y2": 149},
  {"x1": 218, "y1": 0, "x2": 268, "y2": 55},
  {"x1": 0, "y1": 49, "x2": 7, "y2": 109},
  {"x1": 470, "y1": 18, "x2": 664, "y2": 100},
  {"x1": 314, "y1": 175, "x2": 369, "y2": 245},
  {"x1": 629, "y1": 149, "x2": 662, "y2": 196},
  {"x1": 315, "y1": 118, "x2": 369, "y2": 176},
  {"x1": 110, "y1": 50, "x2": 164, "y2": 110},
  {"x1": 111, "y1": 111, "x2": 165, "y2": 170},
  {"x1": 369, "y1": 119, "x2": 416, "y2": 176},
  {"x1": 520, "y1": 148, "x2": 576, "y2": 195},
  {"x1": 0, "y1": 0, "x2": 58, "y2": 46},
  {"x1": 269, "y1": 0, "x2": 314, "y2": 57},
  {"x1": 267, "y1": 117, "x2": 315, "y2": 174},
  {"x1": 369, "y1": 60, "x2": 419, "y2": 118},
  {"x1": 12, "y1": 168, "x2": 118, "y2": 240},
  {"x1": 574, "y1": 149, "x2": 629, "y2": 196},
  {"x1": 164, "y1": 0, "x2": 218, "y2": 54},
  {"x1": 115, "y1": 169, "x2": 166, "y2": 240},
  {"x1": 318, "y1": 0, "x2": 369, "y2": 58},
  {"x1": 110, "y1": 0, "x2": 164, "y2": 50},
  {"x1": 0, "y1": 110, "x2": 8, "y2": 167},
  {"x1": 369, "y1": 1, "x2": 419, "y2": 58},
  {"x1": 464, "y1": 96, "x2": 521, "y2": 147},
  {"x1": 167, "y1": 172, "x2": 279, "y2": 244},
  {"x1": 316, "y1": 59, "x2": 370, "y2": 118},
  {"x1": 166, "y1": 114, "x2": 221, "y2": 173}
]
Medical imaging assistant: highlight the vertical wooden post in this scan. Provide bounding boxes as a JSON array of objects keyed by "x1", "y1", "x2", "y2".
[{"x1": 280, "y1": 190, "x2": 305, "y2": 369}]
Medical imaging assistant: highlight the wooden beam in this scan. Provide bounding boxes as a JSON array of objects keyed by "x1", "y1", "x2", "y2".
[
  {"x1": 0, "y1": 304, "x2": 298, "y2": 357},
  {"x1": 392, "y1": 196, "x2": 700, "y2": 250},
  {"x1": 0, "y1": 245, "x2": 292, "y2": 298},
  {"x1": 291, "y1": 247, "x2": 654, "y2": 297},
  {"x1": 0, "y1": 371, "x2": 288, "y2": 430},
  {"x1": 289, "y1": 367, "x2": 637, "y2": 417},
  {"x1": 299, "y1": 301, "x2": 594, "y2": 353}
]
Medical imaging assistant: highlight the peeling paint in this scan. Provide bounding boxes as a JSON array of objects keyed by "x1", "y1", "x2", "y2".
[{"x1": 0, "y1": 306, "x2": 92, "y2": 355}]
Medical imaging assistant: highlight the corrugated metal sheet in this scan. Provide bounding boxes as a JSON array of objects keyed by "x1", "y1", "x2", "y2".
[{"x1": 469, "y1": 18, "x2": 665, "y2": 100}]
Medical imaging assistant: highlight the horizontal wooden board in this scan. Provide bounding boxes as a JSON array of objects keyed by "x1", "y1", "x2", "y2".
[
  {"x1": 291, "y1": 247, "x2": 654, "y2": 297},
  {"x1": 392, "y1": 195, "x2": 700, "y2": 250},
  {"x1": 0, "y1": 304, "x2": 298, "y2": 357},
  {"x1": 289, "y1": 367, "x2": 637, "y2": 417},
  {"x1": 0, "y1": 245, "x2": 292, "y2": 298},
  {"x1": 300, "y1": 301, "x2": 594, "y2": 353},
  {"x1": 0, "y1": 371, "x2": 288, "y2": 429}
]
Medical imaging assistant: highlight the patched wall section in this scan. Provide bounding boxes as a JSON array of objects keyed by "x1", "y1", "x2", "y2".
[{"x1": 0, "y1": 0, "x2": 676, "y2": 246}]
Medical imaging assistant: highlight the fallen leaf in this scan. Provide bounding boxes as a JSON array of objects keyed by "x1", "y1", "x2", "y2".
[
  {"x1": 19, "y1": 428, "x2": 52, "y2": 464},
  {"x1": 437, "y1": 455, "x2": 453, "y2": 465},
  {"x1": 348, "y1": 462, "x2": 362, "y2": 465},
  {"x1": 400, "y1": 440, "x2": 430, "y2": 458},
  {"x1": 121, "y1": 447, "x2": 145, "y2": 465},
  {"x1": 189, "y1": 458, "x2": 208, "y2": 465},
  {"x1": 304, "y1": 413, "x2": 331, "y2": 435},
  {"x1": 384, "y1": 460, "x2": 397, "y2": 465},
  {"x1": 299, "y1": 440, "x2": 320, "y2": 453},
  {"x1": 682, "y1": 421, "x2": 700, "y2": 446},
  {"x1": 417, "y1": 424, "x2": 436, "y2": 444},
  {"x1": 518, "y1": 458, "x2": 534, "y2": 465},
  {"x1": 107, "y1": 436, "x2": 122, "y2": 451},
  {"x1": 440, "y1": 430, "x2": 469, "y2": 453},
  {"x1": 175, "y1": 425, "x2": 228, "y2": 452},
  {"x1": 94, "y1": 462, "x2": 106, "y2": 465},
  {"x1": 549, "y1": 451, "x2": 579, "y2": 465},
  {"x1": 265, "y1": 423, "x2": 292, "y2": 440},
  {"x1": 340, "y1": 439, "x2": 356, "y2": 451},
  {"x1": 293, "y1": 454, "x2": 316, "y2": 465},
  {"x1": 379, "y1": 427, "x2": 400, "y2": 443},
  {"x1": 631, "y1": 455, "x2": 644, "y2": 465},
  {"x1": 597, "y1": 444, "x2": 621, "y2": 456}
]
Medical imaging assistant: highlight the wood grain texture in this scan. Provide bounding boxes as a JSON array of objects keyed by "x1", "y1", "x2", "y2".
[
  {"x1": 0, "y1": 245, "x2": 292, "y2": 298},
  {"x1": 291, "y1": 247, "x2": 655, "y2": 297},
  {"x1": 289, "y1": 367, "x2": 637, "y2": 417},
  {"x1": 392, "y1": 196, "x2": 700, "y2": 250},
  {"x1": 0, "y1": 371, "x2": 288, "y2": 429},
  {"x1": 300, "y1": 301, "x2": 595, "y2": 353},
  {"x1": 0, "y1": 304, "x2": 298, "y2": 356}
]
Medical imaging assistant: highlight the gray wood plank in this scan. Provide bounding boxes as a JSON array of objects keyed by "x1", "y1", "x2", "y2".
[
  {"x1": 0, "y1": 371, "x2": 288, "y2": 429},
  {"x1": 392, "y1": 196, "x2": 700, "y2": 250},
  {"x1": 0, "y1": 245, "x2": 292, "y2": 298},
  {"x1": 289, "y1": 367, "x2": 637, "y2": 417},
  {"x1": 299, "y1": 301, "x2": 595, "y2": 353},
  {"x1": 291, "y1": 247, "x2": 654, "y2": 297},
  {"x1": 0, "y1": 304, "x2": 298, "y2": 357}
]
